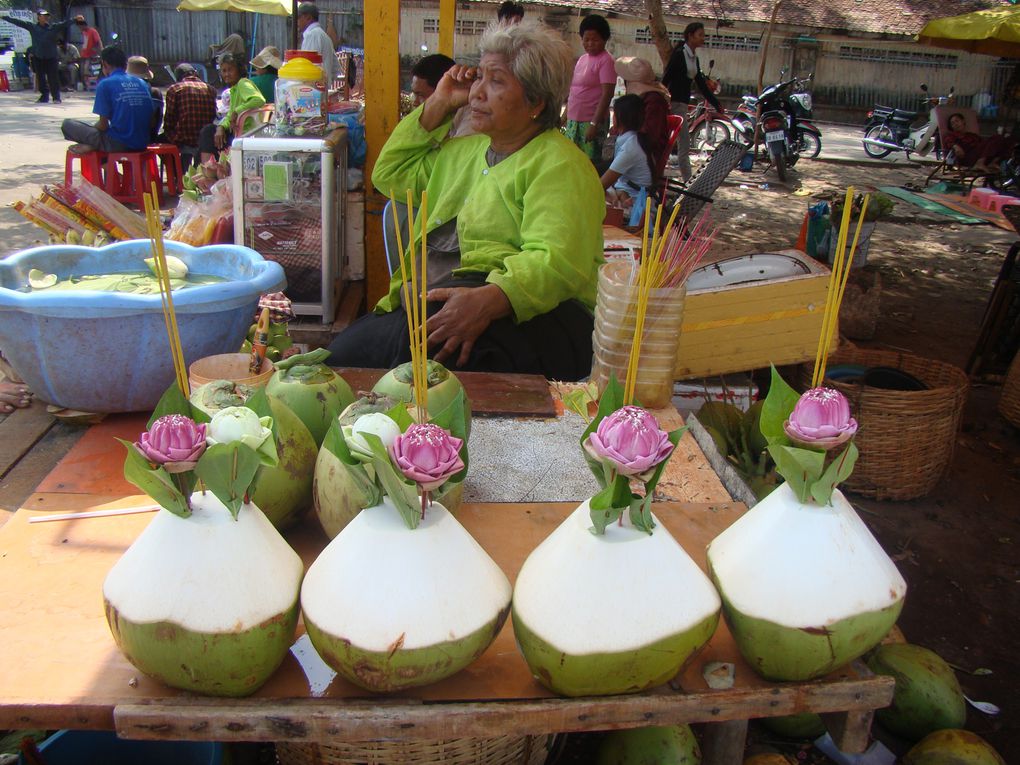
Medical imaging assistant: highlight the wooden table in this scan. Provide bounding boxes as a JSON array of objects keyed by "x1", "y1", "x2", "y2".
[{"x1": 0, "y1": 380, "x2": 893, "y2": 764}]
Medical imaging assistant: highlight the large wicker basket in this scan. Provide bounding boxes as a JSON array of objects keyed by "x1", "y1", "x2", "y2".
[
  {"x1": 817, "y1": 348, "x2": 969, "y2": 501},
  {"x1": 275, "y1": 734, "x2": 553, "y2": 765},
  {"x1": 999, "y1": 352, "x2": 1020, "y2": 428}
]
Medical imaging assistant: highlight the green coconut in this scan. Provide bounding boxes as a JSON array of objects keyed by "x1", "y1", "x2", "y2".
[
  {"x1": 191, "y1": 381, "x2": 317, "y2": 530},
  {"x1": 707, "y1": 482, "x2": 906, "y2": 681},
  {"x1": 372, "y1": 360, "x2": 472, "y2": 437},
  {"x1": 301, "y1": 497, "x2": 511, "y2": 692},
  {"x1": 266, "y1": 348, "x2": 355, "y2": 446},
  {"x1": 512, "y1": 500, "x2": 721, "y2": 697},
  {"x1": 866, "y1": 643, "x2": 966, "y2": 741},
  {"x1": 312, "y1": 393, "x2": 464, "y2": 539},
  {"x1": 596, "y1": 725, "x2": 701, "y2": 765},
  {"x1": 759, "y1": 713, "x2": 826, "y2": 739},
  {"x1": 103, "y1": 492, "x2": 303, "y2": 697},
  {"x1": 903, "y1": 729, "x2": 1006, "y2": 765}
]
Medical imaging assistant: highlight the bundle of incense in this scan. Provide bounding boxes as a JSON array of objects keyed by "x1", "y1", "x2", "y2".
[
  {"x1": 623, "y1": 204, "x2": 716, "y2": 404},
  {"x1": 143, "y1": 182, "x2": 189, "y2": 397},
  {"x1": 391, "y1": 189, "x2": 430, "y2": 421},
  {"x1": 811, "y1": 188, "x2": 870, "y2": 388}
]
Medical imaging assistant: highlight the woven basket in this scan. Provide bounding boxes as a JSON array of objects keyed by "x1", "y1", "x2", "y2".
[
  {"x1": 999, "y1": 352, "x2": 1020, "y2": 428},
  {"x1": 275, "y1": 734, "x2": 553, "y2": 765},
  {"x1": 815, "y1": 348, "x2": 969, "y2": 501}
]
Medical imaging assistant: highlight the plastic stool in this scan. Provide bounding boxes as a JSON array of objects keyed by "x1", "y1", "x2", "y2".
[
  {"x1": 103, "y1": 150, "x2": 158, "y2": 208},
  {"x1": 64, "y1": 148, "x2": 105, "y2": 187},
  {"x1": 147, "y1": 143, "x2": 184, "y2": 197},
  {"x1": 0, "y1": 71, "x2": 9, "y2": 93},
  {"x1": 987, "y1": 194, "x2": 1020, "y2": 214},
  {"x1": 967, "y1": 187, "x2": 997, "y2": 208}
]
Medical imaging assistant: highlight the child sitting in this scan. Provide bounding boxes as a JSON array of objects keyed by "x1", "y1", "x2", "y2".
[{"x1": 601, "y1": 94, "x2": 657, "y2": 212}]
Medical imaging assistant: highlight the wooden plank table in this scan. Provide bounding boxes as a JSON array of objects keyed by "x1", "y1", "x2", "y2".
[{"x1": 0, "y1": 376, "x2": 893, "y2": 763}]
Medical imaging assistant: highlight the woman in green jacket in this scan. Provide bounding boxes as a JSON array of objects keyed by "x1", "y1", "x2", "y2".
[
  {"x1": 327, "y1": 20, "x2": 605, "y2": 380},
  {"x1": 197, "y1": 52, "x2": 266, "y2": 162}
]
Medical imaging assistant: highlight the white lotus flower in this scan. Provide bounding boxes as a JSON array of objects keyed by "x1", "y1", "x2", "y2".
[
  {"x1": 343, "y1": 412, "x2": 401, "y2": 462},
  {"x1": 207, "y1": 406, "x2": 273, "y2": 451}
]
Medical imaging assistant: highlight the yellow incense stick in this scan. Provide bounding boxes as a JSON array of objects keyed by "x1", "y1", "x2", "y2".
[
  {"x1": 418, "y1": 191, "x2": 429, "y2": 417},
  {"x1": 391, "y1": 190, "x2": 418, "y2": 377},
  {"x1": 812, "y1": 188, "x2": 853, "y2": 387},
  {"x1": 405, "y1": 189, "x2": 423, "y2": 411},
  {"x1": 144, "y1": 187, "x2": 188, "y2": 396}
]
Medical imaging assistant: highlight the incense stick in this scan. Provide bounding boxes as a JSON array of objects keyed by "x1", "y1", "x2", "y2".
[
  {"x1": 143, "y1": 185, "x2": 188, "y2": 396},
  {"x1": 812, "y1": 188, "x2": 854, "y2": 388},
  {"x1": 29, "y1": 505, "x2": 159, "y2": 523}
]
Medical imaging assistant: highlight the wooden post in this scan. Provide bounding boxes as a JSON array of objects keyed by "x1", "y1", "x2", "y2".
[
  {"x1": 439, "y1": 0, "x2": 456, "y2": 58},
  {"x1": 363, "y1": 0, "x2": 401, "y2": 307},
  {"x1": 752, "y1": 0, "x2": 782, "y2": 161}
]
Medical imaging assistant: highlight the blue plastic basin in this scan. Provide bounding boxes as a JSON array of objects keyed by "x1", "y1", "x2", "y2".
[
  {"x1": 19, "y1": 730, "x2": 223, "y2": 765},
  {"x1": 0, "y1": 241, "x2": 286, "y2": 413}
]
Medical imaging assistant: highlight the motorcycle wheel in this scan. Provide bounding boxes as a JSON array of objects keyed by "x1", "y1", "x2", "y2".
[
  {"x1": 796, "y1": 131, "x2": 821, "y2": 159},
  {"x1": 770, "y1": 142, "x2": 788, "y2": 182},
  {"x1": 692, "y1": 119, "x2": 731, "y2": 153},
  {"x1": 863, "y1": 125, "x2": 894, "y2": 159}
]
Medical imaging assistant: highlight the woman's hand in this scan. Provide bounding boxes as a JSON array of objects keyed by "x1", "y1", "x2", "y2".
[
  {"x1": 419, "y1": 65, "x2": 477, "y2": 132},
  {"x1": 214, "y1": 126, "x2": 227, "y2": 150},
  {"x1": 425, "y1": 283, "x2": 511, "y2": 367},
  {"x1": 584, "y1": 122, "x2": 598, "y2": 143}
]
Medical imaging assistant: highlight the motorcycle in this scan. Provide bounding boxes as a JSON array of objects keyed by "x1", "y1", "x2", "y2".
[
  {"x1": 861, "y1": 84, "x2": 954, "y2": 160},
  {"x1": 730, "y1": 73, "x2": 822, "y2": 182}
]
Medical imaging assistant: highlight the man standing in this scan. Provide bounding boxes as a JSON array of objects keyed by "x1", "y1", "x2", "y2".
[
  {"x1": 661, "y1": 22, "x2": 722, "y2": 181},
  {"x1": 74, "y1": 15, "x2": 102, "y2": 61},
  {"x1": 1, "y1": 8, "x2": 74, "y2": 103},
  {"x1": 160, "y1": 63, "x2": 217, "y2": 169},
  {"x1": 61, "y1": 46, "x2": 153, "y2": 152},
  {"x1": 297, "y1": 3, "x2": 336, "y2": 86}
]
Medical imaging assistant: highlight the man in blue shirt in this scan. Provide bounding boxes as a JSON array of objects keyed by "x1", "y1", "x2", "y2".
[
  {"x1": 1, "y1": 8, "x2": 74, "y2": 103},
  {"x1": 60, "y1": 46, "x2": 153, "y2": 152}
]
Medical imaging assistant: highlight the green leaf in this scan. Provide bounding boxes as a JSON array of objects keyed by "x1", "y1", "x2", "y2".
[
  {"x1": 119, "y1": 439, "x2": 191, "y2": 517},
  {"x1": 194, "y1": 442, "x2": 261, "y2": 519},
  {"x1": 589, "y1": 484, "x2": 624, "y2": 535},
  {"x1": 768, "y1": 444, "x2": 825, "y2": 504},
  {"x1": 386, "y1": 401, "x2": 416, "y2": 431},
  {"x1": 360, "y1": 431, "x2": 421, "y2": 530},
  {"x1": 336, "y1": 457, "x2": 383, "y2": 510},
  {"x1": 628, "y1": 492, "x2": 656, "y2": 534},
  {"x1": 742, "y1": 400, "x2": 769, "y2": 456},
  {"x1": 426, "y1": 388, "x2": 470, "y2": 481},
  {"x1": 641, "y1": 425, "x2": 685, "y2": 498},
  {"x1": 810, "y1": 442, "x2": 858, "y2": 505},
  {"x1": 760, "y1": 365, "x2": 800, "y2": 446},
  {"x1": 696, "y1": 401, "x2": 742, "y2": 454},
  {"x1": 321, "y1": 414, "x2": 357, "y2": 463},
  {"x1": 245, "y1": 385, "x2": 278, "y2": 442},
  {"x1": 562, "y1": 383, "x2": 599, "y2": 422},
  {"x1": 147, "y1": 382, "x2": 193, "y2": 429}
]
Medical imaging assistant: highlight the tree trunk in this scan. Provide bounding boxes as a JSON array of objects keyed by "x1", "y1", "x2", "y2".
[{"x1": 645, "y1": 0, "x2": 674, "y2": 69}]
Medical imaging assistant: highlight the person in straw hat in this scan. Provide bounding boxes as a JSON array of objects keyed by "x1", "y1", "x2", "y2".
[
  {"x1": 250, "y1": 45, "x2": 282, "y2": 103},
  {"x1": 127, "y1": 54, "x2": 163, "y2": 142},
  {"x1": 614, "y1": 55, "x2": 670, "y2": 166}
]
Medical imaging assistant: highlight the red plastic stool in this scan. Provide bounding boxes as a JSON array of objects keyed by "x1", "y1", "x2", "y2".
[
  {"x1": 103, "y1": 150, "x2": 159, "y2": 208},
  {"x1": 64, "y1": 148, "x2": 105, "y2": 187},
  {"x1": 146, "y1": 143, "x2": 184, "y2": 197},
  {"x1": 0, "y1": 71, "x2": 9, "y2": 93}
]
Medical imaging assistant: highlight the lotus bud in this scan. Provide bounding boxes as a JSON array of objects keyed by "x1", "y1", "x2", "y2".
[
  {"x1": 206, "y1": 406, "x2": 273, "y2": 451},
  {"x1": 135, "y1": 414, "x2": 207, "y2": 473},
  {"x1": 144, "y1": 255, "x2": 189, "y2": 280},
  {"x1": 584, "y1": 405, "x2": 674, "y2": 478},
  {"x1": 389, "y1": 423, "x2": 464, "y2": 492},
  {"x1": 343, "y1": 412, "x2": 401, "y2": 462},
  {"x1": 783, "y1": 387, "x2": 858, "y2": 450}
]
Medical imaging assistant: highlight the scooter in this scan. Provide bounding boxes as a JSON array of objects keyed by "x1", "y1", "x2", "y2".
[
  {"x1": 730, "y1": 73, "x2": 822, "y2": 182},
  {"x1": 862, "y1": 84, "x2": 954, "y2": 159}
]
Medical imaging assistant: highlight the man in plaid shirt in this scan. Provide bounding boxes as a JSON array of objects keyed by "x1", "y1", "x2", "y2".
[{"x1": 161, "y1": 63, "x2": 217, "y2": 169}]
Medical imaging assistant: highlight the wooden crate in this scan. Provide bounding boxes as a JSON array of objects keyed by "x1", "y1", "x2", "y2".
[{"x1": 674, "y1": 250, "x2": 833, "y2": 379}]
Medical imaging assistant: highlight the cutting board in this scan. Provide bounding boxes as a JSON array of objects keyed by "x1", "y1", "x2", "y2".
[{"x1": 337, "y1": 368, "x2": 556, "y2": 418}]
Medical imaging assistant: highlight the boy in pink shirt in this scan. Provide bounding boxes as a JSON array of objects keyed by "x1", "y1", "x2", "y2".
[{"x1": 563, "y1": 14, "x2": 614, "y2": 164}]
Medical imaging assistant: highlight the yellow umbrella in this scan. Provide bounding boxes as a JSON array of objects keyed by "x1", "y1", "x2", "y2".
[
  {"x1": 917, "y1": 6, "x2": 1020, "y2": 57},
  {"x1": 177, "y1": 0, "x2": 291, "y2": 16}
]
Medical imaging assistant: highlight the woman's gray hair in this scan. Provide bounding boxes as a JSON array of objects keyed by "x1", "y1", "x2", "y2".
[{"x1": 478, "y1": 19, "x2": 573, "y2": 131}]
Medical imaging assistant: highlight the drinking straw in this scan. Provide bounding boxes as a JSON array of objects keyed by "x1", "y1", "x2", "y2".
[
  {"x1": 143, "y1": 184, "x2": 189, "y2": 397},
  {"x1": 812, "y1": 189, "x2": 855, "y2": 388}
]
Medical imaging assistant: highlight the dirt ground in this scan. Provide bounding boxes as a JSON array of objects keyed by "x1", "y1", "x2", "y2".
[
  {"x1": 702, "y1": 158, "x2": 1019, "y2": 761},
  {"x1": 0, "y1": 94, "x2": 1016, "y2": 761}
]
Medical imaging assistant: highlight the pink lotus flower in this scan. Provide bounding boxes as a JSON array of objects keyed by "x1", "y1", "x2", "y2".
[
  {"x1": 584, "y1": 405, "x2": 674, "y2": 478},
  {"x1": 784, "y1": 387, "x2": 858, "y2": 450},
  {"x1": 389, "y1": 423, "x2": 465, "y2": 491},
  {"x1": 136, "y1": 414, "x2": 207, "y2": 473}
]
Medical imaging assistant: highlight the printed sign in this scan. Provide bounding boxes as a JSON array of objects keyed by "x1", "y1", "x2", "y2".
[{"x1": 0, "y1": 10, "x2": 34, "y2": 53}]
